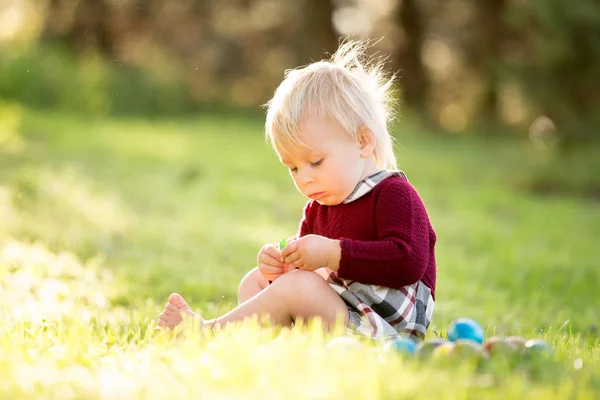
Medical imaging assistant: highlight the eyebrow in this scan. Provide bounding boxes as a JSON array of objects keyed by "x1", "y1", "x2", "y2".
[{"x1": 280, "y1": 151, "x2": 325, "y2": 164}]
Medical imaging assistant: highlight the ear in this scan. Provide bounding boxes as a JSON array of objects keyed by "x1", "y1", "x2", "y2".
[{"x1": 356, "y1": 126, "x2": 376, "y2": 158}]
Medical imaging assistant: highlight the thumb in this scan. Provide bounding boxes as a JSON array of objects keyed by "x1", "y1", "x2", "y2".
[{"x1": 280, "y1": 239, "x2": 298, "y2": 258}]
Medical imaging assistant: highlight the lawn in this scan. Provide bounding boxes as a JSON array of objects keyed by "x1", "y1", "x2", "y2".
[{"x1": 1, "y1": 108, "x2": 599, "y2": 399}]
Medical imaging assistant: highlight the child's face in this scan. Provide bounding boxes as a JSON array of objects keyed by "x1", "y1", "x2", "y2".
[{"x1": 277, "y1": 116, "x2": 377, "y2": 206}]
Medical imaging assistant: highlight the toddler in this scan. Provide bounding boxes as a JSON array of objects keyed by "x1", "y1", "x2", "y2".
[{"x1": 158, "y1": 41, "x2": 436, "y2": 341}]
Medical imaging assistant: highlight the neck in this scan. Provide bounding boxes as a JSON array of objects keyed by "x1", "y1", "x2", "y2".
[{"x1": 359, "y1": 160, "x2": 380, "y2": 181}]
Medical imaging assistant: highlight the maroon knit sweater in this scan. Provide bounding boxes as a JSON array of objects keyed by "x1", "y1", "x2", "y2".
[{"x1": 296, "y1": 175, "x2": 437, "y2": 298}]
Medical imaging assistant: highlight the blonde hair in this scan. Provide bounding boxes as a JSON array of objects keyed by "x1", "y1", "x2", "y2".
[{"x1": 265, "y1": 40, "x2": 398, "y2": 170}]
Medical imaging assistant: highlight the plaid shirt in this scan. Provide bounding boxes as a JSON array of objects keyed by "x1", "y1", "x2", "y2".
[{"x1": 315, "y1": 170, "x2": 435, "y2": 341}]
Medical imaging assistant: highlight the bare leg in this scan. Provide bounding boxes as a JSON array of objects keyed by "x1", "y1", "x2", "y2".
[
  {"x1": 158, "y1": 267, "x2": 268, "y2": 329},
  {"x1": 158, "y1": 270, "x2": 349, "y2": 331},
  {"x1": 237, "y1": 267, "x2": 270, "y2": 304},
  {"x1": 208, "y1": 270, "x2": 348, "y2": 329},
  {"x1": 158, "y1": 268, "x2": 269, "y2": 330}
]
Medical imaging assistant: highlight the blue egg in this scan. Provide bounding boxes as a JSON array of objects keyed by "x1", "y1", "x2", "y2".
[
  {"x1": 524, "y1": 339, "x2": 554, "y2": 357},
  {"x1": 384, "y1": 336, "x2": 418, "y2": 355},
  {"x1": 447, "y1": 318, "x2": 485, "y2": 344}
]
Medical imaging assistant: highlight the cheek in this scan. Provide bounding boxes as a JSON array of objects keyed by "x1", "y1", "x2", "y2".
[
  {"x1": 326, "y1": 164, "x2": 350, "y2": 187},
  {"x1": 291, "y1": 174, "x2": 303, "y2": 191}
]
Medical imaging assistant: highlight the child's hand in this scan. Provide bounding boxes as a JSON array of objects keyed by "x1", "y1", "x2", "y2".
[
  {"x1": 281, "y1": 235, "x2": 341, "y2": 272},
  {"x1": 258, "y1": 244, "x2": 289, "y2": 281}
]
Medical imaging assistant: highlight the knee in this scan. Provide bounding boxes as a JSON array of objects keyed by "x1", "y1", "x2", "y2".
[
  {"x1": 239, "y1": 267, "x2": 263, "y2": 289},
  {"x1": 240, "y1": 266, "x2": 260, "y2": 283},
  {"x1": 272, "y1": 270, "x2": 327, "y2": 297}
]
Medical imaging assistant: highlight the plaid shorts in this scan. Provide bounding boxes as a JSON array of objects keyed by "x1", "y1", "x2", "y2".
[{"x1": 316, "y1": 268, "x2": 435, "y2": 342}]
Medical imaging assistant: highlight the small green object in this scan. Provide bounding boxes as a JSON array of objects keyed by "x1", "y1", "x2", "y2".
[{"x1": 278, "y1": 238, "x2": 288, "y2": 251}]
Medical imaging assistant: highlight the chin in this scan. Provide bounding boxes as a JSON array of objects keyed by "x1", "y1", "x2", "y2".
[{"x1": 318, "y1": 198, "x2": 342, "y2": 206}]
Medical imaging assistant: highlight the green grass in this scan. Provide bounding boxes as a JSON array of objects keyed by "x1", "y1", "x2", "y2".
[{"x1": 1, "y1": 108, "x2": 599, "y2": 399}]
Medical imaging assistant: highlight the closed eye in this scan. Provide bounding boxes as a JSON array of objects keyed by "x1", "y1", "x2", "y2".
[{"x1": 310, "y1": 158, "x2": 324, "y2": 167}]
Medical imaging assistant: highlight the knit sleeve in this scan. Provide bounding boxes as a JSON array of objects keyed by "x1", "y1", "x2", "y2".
[
  {"x1": 336, "y1": 179, "x2": 431, "y2": 289},
  {"x1": 293, "y1": 200, "x2": 314, "y2": 239}
]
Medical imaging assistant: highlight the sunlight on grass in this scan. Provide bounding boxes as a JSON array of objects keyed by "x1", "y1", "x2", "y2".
[
  {"x1": 0, "y1": 185, "x2": 19, "y2": 234},
  {"x1": 0, "y1": 206, "x2": 596, "y2": 400},
  {"x1": 92, "y1": 120, "x2": 194, "y2": 162},
  {"x1": 0, "y1": 239, "x2": 114, "y2": 324},
  {"x1": 1, "y1": 308, "x2": 597, "y2": 399},
  {"x1": 1, "y1": 164, "x2": 135, "y2": 257},
  {"x1": 11, "y1": 166, "x2": 133, "y2": 234},
  {"x1": 0, "y1": 110, "x2": 598, "y2": 398},
  {"x1": 0, "y1": 101, "x2": 25, "y2": 153}
]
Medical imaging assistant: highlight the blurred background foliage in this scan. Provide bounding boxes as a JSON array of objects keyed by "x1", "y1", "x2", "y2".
[
  {"x1": 0, "y1": 0, "x2": 599, "y2": 196},
  {"x1": 0, "y1": 2, "x2": 600, "y2": 372}
]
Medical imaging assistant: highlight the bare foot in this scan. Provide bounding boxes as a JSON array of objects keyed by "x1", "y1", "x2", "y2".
[{"x1": 157, "y1": 293, "x2": 203, "y2": 329}]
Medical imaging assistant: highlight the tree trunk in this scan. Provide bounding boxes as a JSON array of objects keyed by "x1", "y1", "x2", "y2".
[
  {"x1": 43, "y1": 0, "x2": 114, "y2": 56},
  {"x1": 474, "y1": 0, "x2": 506, "y2": 130},
  {"x1": 394, "y1": 0, "x2": 429, "y2": 115},
  {"x1": 297, "y1": 0, "x2": 339, "y2": 64}
]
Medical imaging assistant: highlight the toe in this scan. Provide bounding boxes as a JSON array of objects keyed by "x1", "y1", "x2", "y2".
[
  {"x1": 165, "y1": 303, "x2": 178, "y2": 312},
  {"x1": 168, "y1": 293, "x2": 191, "y2": 310},
  {"x1": 157, "y1": 319, "x2": 168, "y2": 327}
]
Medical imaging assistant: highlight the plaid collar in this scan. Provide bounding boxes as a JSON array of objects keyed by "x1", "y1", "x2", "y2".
[{"x1": 343, "y1": 169, "x2": 408, "y2": 204}]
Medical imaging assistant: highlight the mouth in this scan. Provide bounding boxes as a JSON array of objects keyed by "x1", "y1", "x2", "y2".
[{"x1": 308, "y1": 192, "x2": 325, "y2": 200}]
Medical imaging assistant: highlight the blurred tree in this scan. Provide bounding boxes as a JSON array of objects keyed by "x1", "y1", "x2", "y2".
[
  {"x1": 393, "y1": 0, "x2": 430, "y2": 116},
  {"x1": 297, "y1": 0, "x2": 339, "y2": 63},
  {"x1": 5, "y1": 0, "x2": 600, "y2": 132},
  {"x1": 44, "y1": 0, "x2": 114, "y2": 55},
  {"x1": 506, "y1": 0, "x2": 600, "y2": 149},
  {"x1": 470, "y1": 0, "x2": 507, "y2": 131}
]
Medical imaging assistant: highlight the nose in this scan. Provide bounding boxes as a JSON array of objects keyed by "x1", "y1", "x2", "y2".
[{"x1": 295, "y1": 167, "x2": 314, "y2": 187}]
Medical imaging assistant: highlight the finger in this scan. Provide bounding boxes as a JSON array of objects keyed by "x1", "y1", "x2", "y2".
[
  {"x1": 259, "y1": 244, "x2": 273, "y2": 254},
  {"x1": 258, "y1": 244, "x2": 276, "y2": 258},
  {"x1": 265, "y1": 245, "x2": 285, "y2": 262},
  {"x1": 280, "y1": 240, "x2": 298, "y2": 258},
  {"x1": 291, "y1": 260, "x2": 306, "y2": 269},
  {"x1": 259, "y1": 269, "x2": 274, "y2": 282},
  {"x1": 261, "y1": 269, "x2": 282, "y2": 282},
  {"x1": 259, "y1": 263, "x2": 285, "y2": 276},
  {"x1": 284, "y1": 251, "x2": 301, "y2": 265},
  {"x1": 262, "y1": 250, "x2": 284, "y2": 266},
  {"x1": 260, "y1": 253, "x2": 284, "y2": 268}
]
